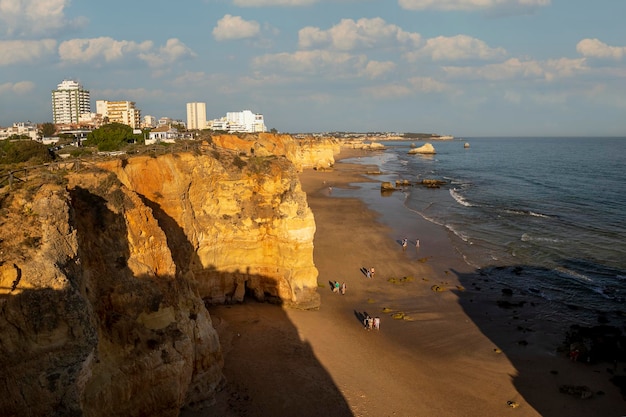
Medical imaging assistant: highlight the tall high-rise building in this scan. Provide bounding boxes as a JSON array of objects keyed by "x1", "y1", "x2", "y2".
[
  {"x1": 51, "y1": 80, "x2": 91, "y2": 125},
  {"x1": 96, "y1": 100, "x2": 141, "y2": 129},
  {"x1": 186, "y1": 102, "x2": 207, "y2": 130}
]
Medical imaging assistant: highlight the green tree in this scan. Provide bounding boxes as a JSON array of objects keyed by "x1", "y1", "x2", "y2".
[
  {"x1": 84, "y1": 123, "x2": 135, "y2": 151},
  {"x1": 40, "y1": 122, "x2": 56, "y2": 137},
  {"x1": 0, "y1": 140, "x2": 54, "y2": 165}
]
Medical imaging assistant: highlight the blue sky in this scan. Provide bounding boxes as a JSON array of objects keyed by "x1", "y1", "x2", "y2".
[{"x1": 1, "y1": 0, "x2": 625, "y2": 136}]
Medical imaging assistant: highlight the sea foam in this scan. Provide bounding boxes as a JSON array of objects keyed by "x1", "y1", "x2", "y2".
[{"x1": 449, "y1": 189, "x2": 473, "y2": 207}]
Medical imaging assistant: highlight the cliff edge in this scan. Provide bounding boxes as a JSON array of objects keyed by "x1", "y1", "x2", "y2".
[{"x1": 0, "y1": 134, "x2": 334, "y2": 416}]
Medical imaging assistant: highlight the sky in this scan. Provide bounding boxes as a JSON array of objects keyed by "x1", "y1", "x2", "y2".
[{"x1": 1, "y1": 0, "x2": 625, "y2": 136}]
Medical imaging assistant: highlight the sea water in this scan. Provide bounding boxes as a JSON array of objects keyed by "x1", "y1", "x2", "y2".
[{"x1": 341, "y1": 137, "x2": 626, "y2": 325}]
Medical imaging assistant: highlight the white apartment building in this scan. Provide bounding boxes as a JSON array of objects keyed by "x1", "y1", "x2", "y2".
[
  {"x1": 51, "y1": 80, "x2": 91, "y2": 125},
  {"x1": 186, "y1": 102, "x2": 207, "y2": 130},
  {"x1": 209, "y1": 110, "x2": 267, "y2": 133},
  {"x1": 96, "y1": 100, "x2": 141, "y2": 129},
  {"x1": 0, "y1": 122, "x2": 39, "y2": 141},
  {"x1": 78, "y1": 112, "x2": 104, "y2": 129},
  {"x1": 142, "y1": 115, "x2": 157, "y2": 128}
]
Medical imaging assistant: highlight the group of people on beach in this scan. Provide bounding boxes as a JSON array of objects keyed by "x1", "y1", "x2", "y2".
[
  {"x1": 401, "y1": 237, "x2": 419, "y2": 251},
  {"x1": 333, "y1": 281, "x2": 346, "y2": 295},
  {"x1": 363, "y1": 315, "x2": 380, "y2": 331}
]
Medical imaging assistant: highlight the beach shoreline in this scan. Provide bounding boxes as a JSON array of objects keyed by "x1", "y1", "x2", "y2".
[{"x1": 190, "y1": 147, "x2": 625, "y2": 417}]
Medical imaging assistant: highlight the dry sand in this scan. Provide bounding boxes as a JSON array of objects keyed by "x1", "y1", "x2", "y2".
[{"x1": 189, "y1": 148, "x2": 625, "y2": 417}]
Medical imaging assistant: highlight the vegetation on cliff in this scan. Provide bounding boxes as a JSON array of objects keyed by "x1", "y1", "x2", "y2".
[
  {"x1": 0, "y1": 139, "x2": 54, "y2": 165},
  {"x1": 84, "y1": 122, "x2": 143, "y2": 151}
]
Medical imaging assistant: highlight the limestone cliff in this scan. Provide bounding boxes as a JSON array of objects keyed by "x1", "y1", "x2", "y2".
[
  {"x1": 0, "y1": 134, "x2": 327, "y2": 416},
  {"x1": 90, "y1": 148, "x2": 320, "y2": 308},
  {"x1": 211, "y1": 133, "x2": 340, "y2": 170},
  {"x1": 0, "y1": 176, "x2": 222, "y2": 417}
]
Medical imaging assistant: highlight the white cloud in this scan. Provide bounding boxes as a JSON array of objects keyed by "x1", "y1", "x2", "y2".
[
  {"x1": 443, "y1": 57, "x2": 587, "y2": 81},
  {"x1": 139, "y1": 38, "x2": 197, "y2": 67},
  {"x1": 58, "y1": 37, "x2": 153, "y2": 64},
  {"x1": 233, "y1": 0, "x2": 317, "y2": 6},
  {"x1": 0, "y1": 81, "x2": 35, "y2": 95},
  {"x1": 503, "y1": 90, "x2": 522, "y2": 104},
  {"x1": 398, "y1": 0, "x2": 550, "y2": 12},
  {"x1": 443, "y1": 58, "x2": 543, "y2": 80},
  {"x1": 406, "y1": 35, "x2": 506, "y2": 61},
  {"x1": 213, "y1": 15, "x2": 261, "y2": 41},
  {"x1": 0, "y1": 0, "x2": 86, "y2": 36},
  {"x1": 299, "y1": 17, "x2": 421, "y2": 51},
  {"x1": 58, "y1": 37, "x2": 195, "y2": 68},
  {"x1": 407, "y1": 76, "x2": 449, "y2": 93},
  {"x1": 361, "y1": 61, "x2": 396, "y2": 79},
  {"x1": 542, "y1": 57, "x2": 588, "y2": 81},
  {"x1": 252, "y1": 50, "x2": 369, "y2": 78},
  {"x1": 362, "y1": 76, "x2": 449, "y2": 99},
  {"x1": 362, "y1": 84, "x2": 413, "y2": 99},
  {"x1": 92, "y1": 87, "x2": 166, "y2": 103},
  {"x1": 577, "y1": 38, "x2": 626, "y2": 60},
  {"x1": 0, "y1": 39, "x2": 57, "y2": 66}
]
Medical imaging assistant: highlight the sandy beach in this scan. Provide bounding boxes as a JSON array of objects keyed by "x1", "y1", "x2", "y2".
[{"x1": 192, "y1": 147, "x2": 625, "y2": 417}]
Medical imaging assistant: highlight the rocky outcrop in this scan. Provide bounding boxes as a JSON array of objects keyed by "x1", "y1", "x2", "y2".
[
  {"x1": 89, "y1": 150, "x2": 319, "y2": 309},
  {"x1": 0, "y1": 134, "x2": 325, "y2": 416},
  {"x1": 408, "y1": 143, "x2": 436, "y2": 154},
  {"x1": 0, "y1": 181, "x2": 223, "y2": 416},
  {"x1": 381, "y1": 181, "x2": 399, "y2": 191},
  {"x1": 211, "y1": 133, "x2": 340, "y2": 171},
  {"x1": 342, "y1": 139, "x2": 386, "y2": 150}
]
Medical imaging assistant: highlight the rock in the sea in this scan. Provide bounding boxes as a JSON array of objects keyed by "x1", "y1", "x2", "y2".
[
  {"x1": 421, "y1": 179, "x2": 447, "y2": 188},
  {"x1": 559, "y1": 385, "x2": 594, "y2": 399},
  {"x1": 381, "y1": 181, "x2": 398, "y2": 191},
  {"x1": 408, "y1": 143, "x2": 436, "y2": 154}
]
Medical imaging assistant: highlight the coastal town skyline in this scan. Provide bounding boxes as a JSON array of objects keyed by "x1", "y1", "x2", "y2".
[{"x1": 1, "y1": 1, "x2": 626, "y2": 136}]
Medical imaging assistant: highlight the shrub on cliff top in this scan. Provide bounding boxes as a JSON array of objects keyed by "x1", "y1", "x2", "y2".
[
  {"x1": 84, "y1": 122, "x2": 140, "y2": 151},
  {"x1": 0, "y1": 139, "x2": 54, "y2": 165}
]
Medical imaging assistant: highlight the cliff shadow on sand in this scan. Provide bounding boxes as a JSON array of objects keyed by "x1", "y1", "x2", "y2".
[
  {"x1": 135, "y1": 192, "x2": 352, "y2": 417},
  {"x1": 450, "y1": 265, "x2": 626, "y2": 417}
]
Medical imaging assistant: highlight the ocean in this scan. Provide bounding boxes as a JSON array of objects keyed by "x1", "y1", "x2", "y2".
[{"x1": 340, "y1": 137, "x2": 626, "y2": 327}]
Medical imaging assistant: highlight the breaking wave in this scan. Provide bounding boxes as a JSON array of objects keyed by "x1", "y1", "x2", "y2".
[{"x1": 449, "y1": 189, "x2": 473, "y2": 207}]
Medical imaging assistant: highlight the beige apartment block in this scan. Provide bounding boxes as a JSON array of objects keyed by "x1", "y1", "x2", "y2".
[{"x1": 96, "y1": 100, "x2": 141, "y2": 129}]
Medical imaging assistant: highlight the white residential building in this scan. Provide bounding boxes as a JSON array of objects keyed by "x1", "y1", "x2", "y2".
[
  {"x1": 186, "y1": 102, "x2": 207, "y2": 130},
  {"x1": 51, "y1": 80, "x2": 91, "y2": 125},
  {"x1": 0, "y1": 122, "x2": 39, "y2": 141},
  {"x1": 96, "y1": 100, "x2": 141, "y2": 129},
  {"x1": 146, "y1": 126, "x2": 179, "y2": 144},
  {"x1": 208, "y1": 110, "x2": 267, "y2": 133},
  {"x1": 142, "y1": 115, "x2": 157, "y2": 128}
]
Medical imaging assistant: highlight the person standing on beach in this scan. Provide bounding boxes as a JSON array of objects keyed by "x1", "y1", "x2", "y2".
[
  {"x1": 415, "y1": 239, "x2": 420, "y2": 248},
  {"x1": 402, "y1": 238, "x2": 408, "y2": 251},
  {"x1": 369, "y1": 267, "x2": 375, "y2": 278},
  {"x1": 373, "y1": 317, "x2": 380, "y2": 330},
  {"x1": 340, "y1": 282, "x2": 346, "y2": 295}
]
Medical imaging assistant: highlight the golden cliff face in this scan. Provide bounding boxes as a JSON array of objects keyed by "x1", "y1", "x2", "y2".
[
  {"x1": 0, "y1": 134, "x2": 329, "y2": 416},
  {"x1": 211, "y1": 133, "x2": 340, "y2": 170},
  {"x1": 92, "y1": 149, "x2": 320, "y2": 308},
  {"x1": 0, "y1": 176, "x2": 223, "y2": 417}
]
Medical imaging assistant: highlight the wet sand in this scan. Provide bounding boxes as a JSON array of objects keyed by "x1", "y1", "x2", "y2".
[{"x1": 191, "y1": 147, "x2": 625, "y2": 417}]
